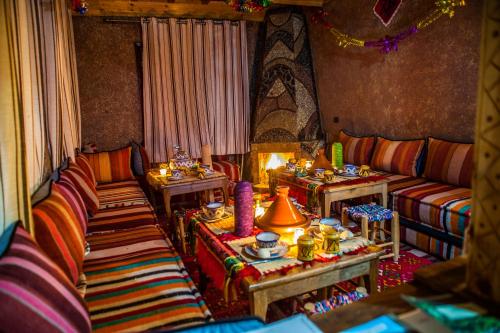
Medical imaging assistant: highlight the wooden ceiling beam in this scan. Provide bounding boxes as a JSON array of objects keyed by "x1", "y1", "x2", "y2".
[{"x1": 77, "y1": 0, "x2": 324, "y2": 21}]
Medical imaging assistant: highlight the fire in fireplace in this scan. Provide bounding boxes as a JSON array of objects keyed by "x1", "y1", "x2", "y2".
[{"x1": 258, "y1": 152, "x2": 295, "y2": 184}]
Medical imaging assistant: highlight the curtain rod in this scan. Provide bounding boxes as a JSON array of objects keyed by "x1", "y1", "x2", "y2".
[{"x1": 102, "y1": 17, "x2": 241, "y2": 25}]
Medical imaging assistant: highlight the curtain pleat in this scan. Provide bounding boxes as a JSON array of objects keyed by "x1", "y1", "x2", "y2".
[{"x1": 142, "y1": 18, "x2": 250, "y2": 162}]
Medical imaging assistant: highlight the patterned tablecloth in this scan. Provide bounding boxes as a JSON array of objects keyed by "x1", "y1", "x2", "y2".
[
  {"x1": 274, "y1": 170, "x2": 387, "y2": 210},
  {"x1": 180, "y1": 203, "x2": 371, "y2": 300}
]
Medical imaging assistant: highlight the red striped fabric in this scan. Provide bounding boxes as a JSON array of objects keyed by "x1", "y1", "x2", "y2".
[
  {"x1": 60, "y1": 162, "x2": 99, "y2": 216},
  {"x1": 339, "y1": 130, "x2": 376, "y2": 165},
  {"x1": 87, "y1": 203, "x2": 157, "y2": 234},
  {"x1": 76, "y1": 153, "x2": 97, "y2": 186},
  {"x1": 85, "y1": 147, "x2": 134, "y2": 183},
  {"x1": 371, "y1": 137, "x2": 425, "y2": 176},
  {"x1": 96, "y1": 180, "x2": 149, "y2": 210},
  {"x1": 0, "y1": 224, "x2": 91, "y2": 332},
  {"x1": 423, "y1": 137, "x2": 473, "y2": 188},
  {"x1": 32, "y1": 184, "x2": 86, "y2": 284},
  {"x1": 53, "y1": 181, "x2": 88, "y2": 235}
]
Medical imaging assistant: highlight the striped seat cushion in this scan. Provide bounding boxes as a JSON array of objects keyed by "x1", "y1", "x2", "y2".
[
  {"x1": 423, "y1": 137, "x2": 473, "y2": 188},
  {"x1": 61, "y1": 162, "x2": 99, "y2": 216},
  {"x1": 85, "y1": 147, "x2": 135, "y2": 183},
  {"x1": 96, "y1": 180, "x2": 149, "y2": 210},
  {"x1": 32, "y1": 184, "x2": 86, "y2": 284},
  {"x1": 54, "y1": 180, "x2": 88, "y2": 234},
  {"x1": 371, "y1": 137, "x2": 425, "y2": 177},
  {"x1": 0, "y1": 223, "x2": 91, "y2": 332},
  {"x1": 385, "y1": 173, "x2": 428, "y2": 194},
  {"x1": 76, "y1": 153, "x2": 97, "y2": 187},
  {"x1": 339, "y1": 130, "x2": 376, "y2": 165},
  {"x1": 84, "y1": 225, "x2": 211, "y2": 332},
  {"x1": 87, "y1": 203, "x2": 157, "y2": 234},
  {"x1": 400, "y1": 225, "x2": 462, "y2": 260},
  {"x1": 392, "y1": 182, "x2": 471, "y2": 238}
]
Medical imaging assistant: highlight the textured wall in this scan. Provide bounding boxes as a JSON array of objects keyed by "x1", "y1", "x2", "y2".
[
  {"x1": 73, "y1": 17, "x2": 143, "y2": 151},
  {"x1": 306, "y1": 1, "x2": 483, "y2": 142}
]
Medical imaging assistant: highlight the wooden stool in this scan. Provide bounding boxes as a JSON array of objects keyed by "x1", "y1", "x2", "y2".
[{"x1": 341, "y1": 203, "x2": 400, "y2": 262}]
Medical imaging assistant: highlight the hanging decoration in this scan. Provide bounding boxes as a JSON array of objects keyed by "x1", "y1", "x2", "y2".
[
  {"x1": 225, "y1": 0, "x2": 271, "y2": 13},
  {"x1": 72, "y1": 0, "x2": 88, "y2": 15},
  {"x1": 312, "y1": 0, "x2": 466, "y2": 53},
  {"x1": 373, "y1": 0, "x2": 403, "y2": 26}
]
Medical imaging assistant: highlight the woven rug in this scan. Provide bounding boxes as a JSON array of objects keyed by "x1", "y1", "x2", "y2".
[{"x1": 181, "y1": 243, "x2": 439, "y2": 321}]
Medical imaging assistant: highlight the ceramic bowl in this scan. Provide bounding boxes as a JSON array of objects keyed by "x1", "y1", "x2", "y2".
[
  {"x1": 201, "y1": 202, "x2": 225, "y2": 220},
  {"x1": 319, "y1": 217, "x2": 341, "y2": 234},
  {"x1": 344, "y1": 164, "x2": 358, "y2": 175},
  {"x1": 314, "y1": 168, "x2": 326, "y2": 179},
  {"x1": 255, "y1": 231, "x2": 280, "y2": 249},
  {"x1": 171, "y1": 169, "x2": 183, "y2": 178}
]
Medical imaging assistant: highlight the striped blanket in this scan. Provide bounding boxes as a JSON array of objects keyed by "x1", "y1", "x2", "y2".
[
  {"x1": 96, "y1": 180, "x2": 149, "y2": 210},
  {"x1": 87, "y1": 203, "x2": 158, "y2": 234},
  {"x1": 84, "y1": 225, "x2": 211, "y2": 332}
]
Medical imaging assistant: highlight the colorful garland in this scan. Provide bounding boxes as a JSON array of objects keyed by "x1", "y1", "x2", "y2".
[
  {"x1": 225, "y1": 0, "x2": 271, "y2": 13},
  {"x1": 312, "y1": 0, "x2": 466, "y2": 53}
]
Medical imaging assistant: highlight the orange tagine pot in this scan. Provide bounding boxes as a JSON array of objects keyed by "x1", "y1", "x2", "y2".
[{"x1": 256, "y1": 186, "x2": 310, "y2": 233}]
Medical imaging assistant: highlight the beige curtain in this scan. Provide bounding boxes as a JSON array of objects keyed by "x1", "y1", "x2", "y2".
[
  {"x1": 0, "y1": 0, "x2": 36, "y2": 233},
  {"x1": 39, "y1": 0, "x2": 81, "y2": 167},
  {"x1": 142, "y1": 18, "x2": 250, "y2": 163}
]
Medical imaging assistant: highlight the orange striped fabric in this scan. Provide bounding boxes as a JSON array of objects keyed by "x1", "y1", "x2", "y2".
[
  {"x1": 54, "y1": 180, "x2": 88, "y2": 234},
  {"x1": 60, "y1": 162, "x2": 99, "y2": 216},
  {"x1": 32, "y1": 184, "x2": 86, "y2": 285},
  {"x1": 370, "y1": 137, "x2": 425, "y2": 176},
  {"x1": 339, "y1": 130, "x2": 376, "y2": 165},
  {"x1": 76, "y1": 153, "x2": 97, "y2": 186},
  {"x1": 85, "y1": 147, "x2": 134, "y2": 183},
  {"x1": 423, "y1": 137, "x2": 473, "y2": 188}
]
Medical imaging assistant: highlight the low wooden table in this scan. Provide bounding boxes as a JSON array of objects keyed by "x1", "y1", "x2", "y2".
[
  {"x1": 275, "y1": 170, "x2": 389, "y2": 217},
  {"x1": 147, "y1": 171, "x2": 229, "y2": 252},
  {"x1": 243, "y1": 251, "x2": 381, "y2": 320}
]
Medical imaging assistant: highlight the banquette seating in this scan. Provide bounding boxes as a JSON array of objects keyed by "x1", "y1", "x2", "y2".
[{"x1": 339, "y1": 131, "x2": 473, "y2": 259}]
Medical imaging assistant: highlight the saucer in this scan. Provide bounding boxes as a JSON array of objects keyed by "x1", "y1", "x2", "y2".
[
  {"x1": 244, "y1": 241, "x2": 288, "y2": 259},
  {"x1": 168, "y1": 176, "x2": 183, "y2": 181},
  {"x1": 309, "y1": 226, "x2": 354, "y2": 241},
  {"x1": 337, "y1": 172, "x2": 358, "y2": 178},
  {"x1": 198, "y1": 211, "x2": 233, "y2": 222}
]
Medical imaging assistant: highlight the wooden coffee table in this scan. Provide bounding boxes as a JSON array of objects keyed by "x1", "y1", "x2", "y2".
[
  {"x1": 147, "y1": 171, "x2": 229, "y2": 253},
  {"x1": 242, "y1": 251, "x2": 381, "y2": 320}
]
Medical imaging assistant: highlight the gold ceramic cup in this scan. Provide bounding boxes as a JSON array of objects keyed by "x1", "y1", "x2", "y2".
[
  {"x1": 322, "y1": 230, "x2": 340, "y2": 254},
  {"x1": 297, "y1": 235, "x2": 319, "y2": 261},
  {"x1": 324, "y1": 170, "x2": 335, "y2": 182},
  {"x1": 359, "y1": 165, "x2": 371, "y2": 177}
]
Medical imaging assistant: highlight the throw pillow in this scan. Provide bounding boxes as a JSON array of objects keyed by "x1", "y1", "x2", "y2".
[{"x1": 371, "y1": 137, "x2": 425, "y2": 176}]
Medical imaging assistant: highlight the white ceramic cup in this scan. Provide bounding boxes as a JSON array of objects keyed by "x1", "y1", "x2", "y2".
[{"x1": 257, "y1": 248, "x2": 271, "y2": 258}]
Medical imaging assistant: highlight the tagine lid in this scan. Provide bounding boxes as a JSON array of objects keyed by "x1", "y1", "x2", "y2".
[{"x1": 255, "y1": 186, "x2": 310, "y2": 231}]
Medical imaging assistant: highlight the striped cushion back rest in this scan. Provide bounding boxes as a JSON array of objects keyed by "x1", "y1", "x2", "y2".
[
  {"x1": 339, "y1": 130, "x2": 376, "y2": 165},
  {"x1": 424, "y1": 137, "x2": 473, "y2": 187},
  {"x1": 32, "y1": 185, "x2": 86, "y2": 284},
  {"x1": 76, "y1": 153, "x2": 97, "y2": 186},
  {"x1": 85, "y1": 146, "x2": 134, "y2": 183},
  {"x1": 54, "y1": 181, "x2": 88, "y2": 234},
  {"x1": 60, "y1": 162, "x2": 99, "y2": 216},
  {"x1": 0, "y1": 223, "x2": 91, "y2": 332},
  {"x1": 371, "y1": 137, "x2": 425, "y2": 177}
]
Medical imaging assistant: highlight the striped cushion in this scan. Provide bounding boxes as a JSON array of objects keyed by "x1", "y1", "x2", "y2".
[
  {"x1": 385, "y1": 173, "x2": 428, "y2": 194},
  {"x1": 0, "y1": 224, "x2": 91, "y2": 332},
  {"x1": 371, "y1": 137, "x2": 425, "y2": 177},
  {"x1": 212, "y1": 161, "x2": 240, "y2": 195},
  {"x1": 85, "y1": 147, "x2": 134, "y2": 183},
  {"x1": 96, "y1": 180, "x2": 149, "y2": 210},
  {"x1": 54, "y1": 180, "x2": 88, "y2": 234},
  {"x1": 401, "y1": 226, "x2": 462, "y2": 260},
  {"x1": 423, "y1": 137, "x2": 473, "y2": 188},
  {"x1": 61, "y1": 162, "x2": 99, "y2": 216},
  {"x1": 32, "y1": 184, "x2": 86, "y2": 284},
  {"x1": 392, "y1": 181, "x2": 471, "y2": 238},
  {"x1": 76, "y1": 153, "x2": 97, "y2": 187},
  {"x1": 339, "y1": 130, "x2": 376, "y2": 165},
  {"x1": 87, "y1": 203, "x2": 157, "y2": 234},
  {"x1": 84, "y1": 225, "x2": 211, "y2": 332}
]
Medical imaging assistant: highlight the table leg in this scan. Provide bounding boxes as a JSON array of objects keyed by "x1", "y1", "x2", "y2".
[
  {"x1": 392, "y1": 212, "x2": 400, "y2": 262},
  {"x1": 322, "y1": 196, "x2": 332, "y2": 218},
  {"x1": 178, "y1": 215, "x2": 187, "y2": 254},
  {"x1": 381, "y1": 184, "x2": 388, "y2": 208},
  {"x1": 222, "y1": 179, "x2": 229, "y2": 205},
  {"x1": 364, "y1": 258, "x2": 379, "y2": 294},
  {"x1": 249, "y1": 291, "x2": 269, "y2": 321},
  {"x1": 162, "y1": 190, "x2": 172, "y2": 227}
]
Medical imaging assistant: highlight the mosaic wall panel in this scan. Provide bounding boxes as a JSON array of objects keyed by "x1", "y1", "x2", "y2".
[{"x1": 252, "y1": 8, "x2": 321, "y2": 143}]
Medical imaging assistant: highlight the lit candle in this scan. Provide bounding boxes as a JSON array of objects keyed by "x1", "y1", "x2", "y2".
[
  {"x1": 160, "y1": 168, "x2": 167, "y2": 177},
  {"x1": 293, "y1": 228, "x2": 305, "y2": 244},
  {"x1": 305, "y1": 160, "x2": 313, "y2": 170},
  {"x1": 255, "y1": 205, "x2": 265, "y2": 218}
]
